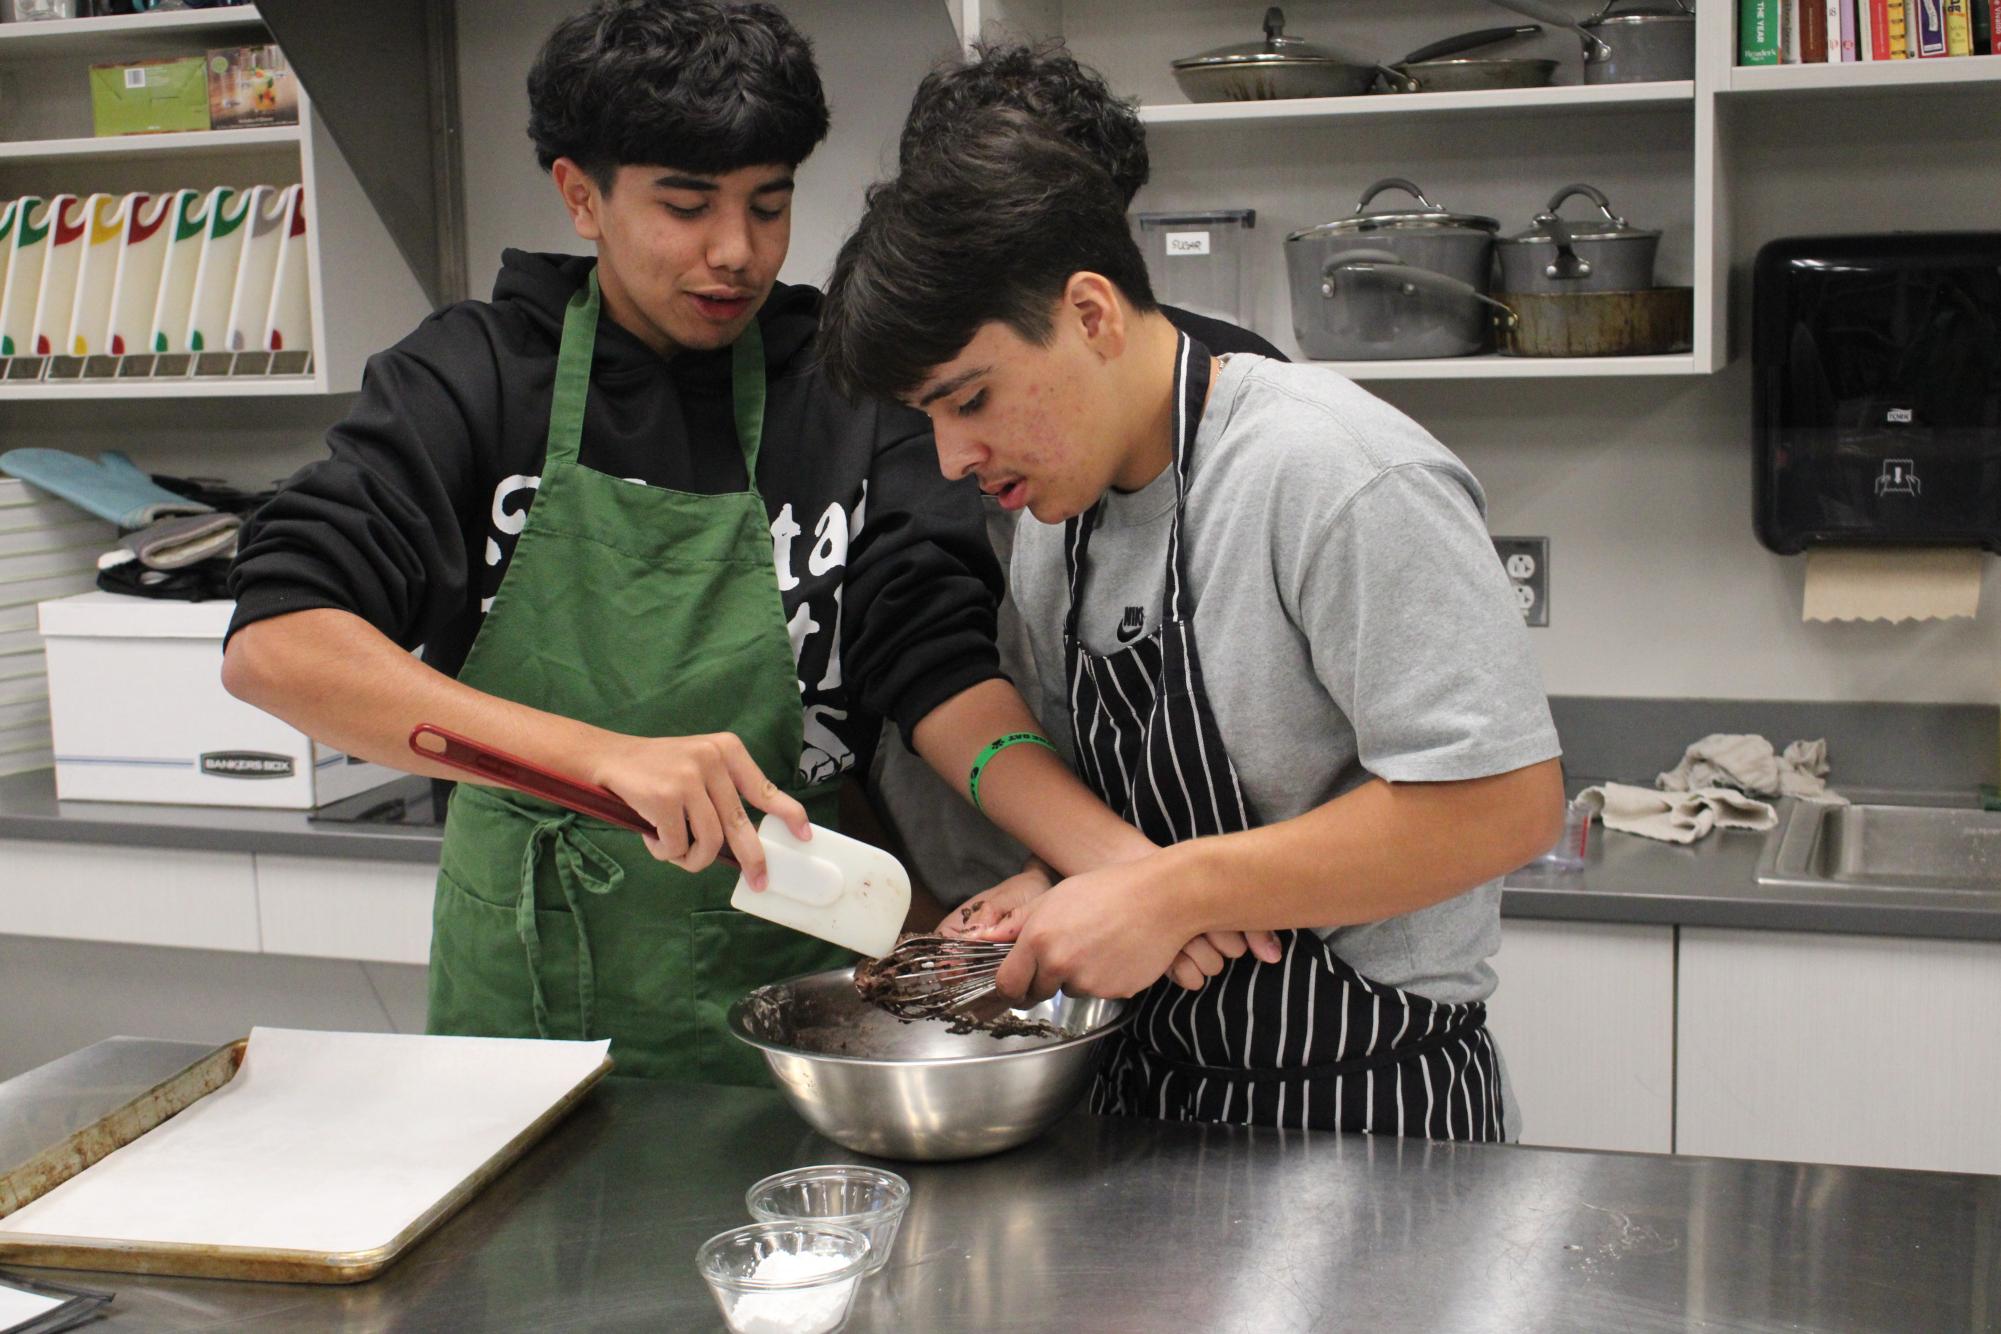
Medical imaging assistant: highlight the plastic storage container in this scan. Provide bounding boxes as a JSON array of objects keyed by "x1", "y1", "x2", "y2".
[{"x1": 1134, "y1": 209, "x2": 1256, "y2": 328}]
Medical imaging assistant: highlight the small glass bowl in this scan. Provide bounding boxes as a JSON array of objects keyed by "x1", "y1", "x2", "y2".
[
  {"x1": 695, "y1": 1221, "x2": 870, "y2": 1334},
  {"x1": 745, "y1": 1164, "x2": 910, "y2": 1275}
]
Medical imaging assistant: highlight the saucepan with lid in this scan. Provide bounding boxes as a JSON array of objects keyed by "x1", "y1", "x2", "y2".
[
  {"x1": 1486, "y1": 0, "x2": 1696, "y2": 84},
  {"x1": 1495, "y1": 183, "x2": 1661, "y2": 293},
  {"x1": 1171, "y1": 6, "x2": 1385, "y2": 101},
  {"x1": 1285, "y1": 178, "x2": 1504, "y2": 359},
  {"x1": 1375, "y1": 24, "x2": 1560, "y2": 94}
]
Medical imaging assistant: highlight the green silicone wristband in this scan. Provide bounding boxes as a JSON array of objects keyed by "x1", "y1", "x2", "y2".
[{"x1": 968, "y1": 731, "x2": 1058, "y2": 811}]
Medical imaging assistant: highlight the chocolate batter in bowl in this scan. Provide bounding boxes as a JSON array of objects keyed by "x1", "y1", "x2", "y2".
[{"x1": 727, "y1": 968, "x2": 1132, "y2": 1160}]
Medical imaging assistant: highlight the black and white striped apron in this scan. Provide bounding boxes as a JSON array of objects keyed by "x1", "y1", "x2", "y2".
[{"x1": 1068, "y1": 334, "x2": 1504, "y2": 1140}]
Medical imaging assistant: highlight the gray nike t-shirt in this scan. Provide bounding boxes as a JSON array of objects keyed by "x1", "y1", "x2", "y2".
[{"x1": 1012, "y1": 353, "x2": 1561, "y2": 1005}]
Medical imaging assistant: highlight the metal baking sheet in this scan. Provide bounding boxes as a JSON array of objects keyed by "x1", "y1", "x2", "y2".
[{"x1": 0, "y1": 1029, "x2": 611, "y2": 1284}]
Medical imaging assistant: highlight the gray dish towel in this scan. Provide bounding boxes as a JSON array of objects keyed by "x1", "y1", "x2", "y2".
[
  {"x1": 1657, "y1": 733, "x2": 1846, "y2": 802},
  {"x1": 1576, "y1": 782, "x2": 1778, "y2": 845}
]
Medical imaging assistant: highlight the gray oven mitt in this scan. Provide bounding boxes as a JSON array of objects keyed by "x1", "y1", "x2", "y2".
[{"x1": 120, "y1": 511, "x2": 242, "y2": 570}]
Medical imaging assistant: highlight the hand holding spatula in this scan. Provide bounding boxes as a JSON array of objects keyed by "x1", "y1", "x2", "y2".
[{"x1": 409, "y1": 725, "x2": 909, "y2": 957}]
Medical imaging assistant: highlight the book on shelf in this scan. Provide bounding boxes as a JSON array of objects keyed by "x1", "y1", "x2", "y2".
[
  {"x1": 1804, "y1": 0, "x2": 1830, "y2": 58},
  {"x1": 1781, "y1": 0, "x2": 1802, "y2": 59},
  {"x1": 1887, "y1": 0, "x2": 1912, "y2": 54},
  {"x1": 1742, "y1": 0, "x2": 1782, "y2": 62},
  {"x1": 1916, "y1": 0, "x2": 1948, "y2": 52},
  {"x1": 1742, "y1": 0, "x2": 1781, "y2": 61},
  {"x1": 1944, "y1": 0, "x2": 1973, "y2": 50},
  {"x1": 1976, "y1": 0, "x2": 1995, "y2": 52},
  {"x1": 1838, "y1": 0, "x2": 1859, "y2": 58}
]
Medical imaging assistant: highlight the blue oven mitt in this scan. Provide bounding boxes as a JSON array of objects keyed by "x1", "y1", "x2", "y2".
[{"x1": 0, "y1": 448, "x2": 212, "y2": 530}]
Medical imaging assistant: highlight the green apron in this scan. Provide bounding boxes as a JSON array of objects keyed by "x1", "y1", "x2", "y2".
[{"x1": 426, "y1": 268, "x2": 851, "y2": 1084}]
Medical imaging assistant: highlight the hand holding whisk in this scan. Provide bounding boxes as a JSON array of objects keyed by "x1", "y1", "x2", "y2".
[{"x1": 854, "y1": 934, "x2": 1015, "y2": 1022}]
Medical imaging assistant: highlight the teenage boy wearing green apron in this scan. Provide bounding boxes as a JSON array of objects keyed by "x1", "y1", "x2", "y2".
[
  {"x1": 222, "y1": 4, "x2": 1183, "y2": 1084},
  {"x1": 818, "y1": 110, "x2": 1567, "y2": 1137}
]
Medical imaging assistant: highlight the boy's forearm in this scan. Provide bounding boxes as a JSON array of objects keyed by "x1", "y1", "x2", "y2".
[
  {"x1": 910, "y1": 678, "x2": 1153, "y2": 876},
  {"x1": 1154, "y1": 759, "x2": 1565, "y2": 939},
  {"x1": 222, "y1": 607, "x2": 611, "y2": 781}
]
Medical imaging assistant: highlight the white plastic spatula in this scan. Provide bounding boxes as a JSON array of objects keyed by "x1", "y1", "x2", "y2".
[
  {"x1": 410, "y1": 726, "x2": 909, "y2": 957},
  {"x1": 727, "y1": 814, "x2": 909, "y2": 957}
]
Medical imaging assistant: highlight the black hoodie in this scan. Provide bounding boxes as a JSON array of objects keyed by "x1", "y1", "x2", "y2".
[{"x1": 227, "y1": 250, "x2": 1002, "y2": 786}]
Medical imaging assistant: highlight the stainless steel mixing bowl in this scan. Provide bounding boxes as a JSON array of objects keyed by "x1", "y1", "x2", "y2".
[{"x1": 728, "y1": 967, "x2": 1133, "y2": 1162}]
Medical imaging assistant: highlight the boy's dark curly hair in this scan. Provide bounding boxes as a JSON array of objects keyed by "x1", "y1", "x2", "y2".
[
  {"x1": 822, "y1": 107, "x2": 1158, "y2": 405},
  {"x1": 898, "y1": 40, "x2": 1149, "y2": 207},
  {"x1": 528, "y1": 0, "x2": 829, "y2": 186}
]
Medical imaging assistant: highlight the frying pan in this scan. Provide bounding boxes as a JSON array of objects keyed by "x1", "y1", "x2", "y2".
[{"x1": 1376, "y1": 24, "x2": 1559, "y2": 94}]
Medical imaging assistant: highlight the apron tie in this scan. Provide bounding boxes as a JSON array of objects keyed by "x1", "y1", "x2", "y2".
[{"x1": 517, "y1": 812, "x2": 624, "y2": 1040}]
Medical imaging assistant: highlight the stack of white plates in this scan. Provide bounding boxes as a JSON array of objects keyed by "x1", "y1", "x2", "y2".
[{"x1": 0, "y1": 479, "x2": 111, "y2": 777}]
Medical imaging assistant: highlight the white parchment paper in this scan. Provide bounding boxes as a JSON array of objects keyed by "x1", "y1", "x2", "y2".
[
  {"x1": 0, "y1": 1284, "x2": 66, "y2": 1329},
  {"x1": 0, "y1": 1028, "x2": 609, "y2": 1255}
]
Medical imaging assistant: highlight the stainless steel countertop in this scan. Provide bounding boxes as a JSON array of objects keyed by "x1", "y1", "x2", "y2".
[
  {"x1": 34, "y1": 1076, "x2": 1998, "y2": 1333},
  {"x1": 5, "y1": 766, "x2": 2001, "y2": 939},
  {"x1": 0, "y1": 768, "x2": 442, "y2": 863},
  {"x1": 1503, "y1": 790, "x2": 2001, "y2": 941}
]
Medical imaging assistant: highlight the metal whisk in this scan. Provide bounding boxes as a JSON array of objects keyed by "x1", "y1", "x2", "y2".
[{"x1": 855, "y1": 935, "x2": 1014, "y2": 1022}]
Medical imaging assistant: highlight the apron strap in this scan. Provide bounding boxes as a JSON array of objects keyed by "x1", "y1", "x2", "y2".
[
  {"x1": 544, "y1": 268, "x2": 601, "y2": 470},
  {"x1": 731, "y1": 317, "x2": 767, "y2": 477},
  {"x1": 515, "y1": 811, "x2": 624, "y2": 1040},
  {"x1": 1062, "y1": 332, "x2": 1212, "y2": 645}
]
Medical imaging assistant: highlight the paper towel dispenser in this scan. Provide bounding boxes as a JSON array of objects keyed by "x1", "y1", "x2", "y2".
[{"x1": 1753, "y1": 233, "x2": 2001, "y2": 555}]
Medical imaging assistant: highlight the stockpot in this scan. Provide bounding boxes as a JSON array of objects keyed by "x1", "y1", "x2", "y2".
[
  {"x1": 1172, "y1": 7, "x2": 1383, "y2": 101},
  {"x1": 1487, "y1": 0, "x2": 1696, "y2": 84},
  {"x1": 1285, "y1": 179, "x2": 1502, "y2": 359},
  {"x1": 1495, "y1": 183, "x2": 1660, "y2": 293}
]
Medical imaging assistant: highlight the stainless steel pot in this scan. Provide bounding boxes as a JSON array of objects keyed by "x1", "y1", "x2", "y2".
[
  {"x1": 1377, "y1": 24, "x2": 1559, "y2": 93},
  {"x1": 1496, "y1": 183, "x2": 1661, "y2": 293},
  {"x1": 1172, "y1": 6, "x2": 1384, "y2": 101},
  {"x1": 1487, "y1": 0, "x2": 1696, "y2": 83},
  {"x1": 1313, "y1": 251, "x2": 1519, "y2": 359},
  {"x1": 1285, "y1": 179, "x2": 1500, "y2": 359}
]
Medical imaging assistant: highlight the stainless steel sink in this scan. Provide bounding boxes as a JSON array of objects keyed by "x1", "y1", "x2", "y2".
[{"x1": 1757, "y1": 801, "x2": 2001, "y2": 896}]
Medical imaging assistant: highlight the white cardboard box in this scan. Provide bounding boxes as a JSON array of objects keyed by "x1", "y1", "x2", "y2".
[{"x1": 37, "y1": 591, "x2": 392, "y2": 808}]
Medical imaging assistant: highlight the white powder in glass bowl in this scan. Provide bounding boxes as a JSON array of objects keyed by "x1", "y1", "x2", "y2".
[{"x1": 723, "y1": 1248, "x2": 859, "y2": 1334}]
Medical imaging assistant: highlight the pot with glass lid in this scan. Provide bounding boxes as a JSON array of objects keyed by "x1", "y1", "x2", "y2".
[
  {"x1": 1284, "y1": 178, "x2": 1507, "y2": 359},
  {"x1": 1495, "y1": 183, "x2": 1661, "y2": 294},
  {"x1": 1171, "y1": 6, "x2": 1387, "y2": 101}
]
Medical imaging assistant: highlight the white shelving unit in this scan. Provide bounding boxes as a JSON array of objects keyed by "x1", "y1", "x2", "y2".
[
  {"x1": 0, "y1": 125, "x2": 300, "y2": 164},
  {"x1": 1725, "y1": 51, "x2": 2001, "y2": 93},
  {"x1": 0, "y1": 5, "x2": 430, "y2": 399},
  {"x1": 950, "y1": 0, "x2": 1723, "y2": 382},
  {"x1": 0, "y1": 5, "x2": 265, "y2": 55},
  {"x1": 948, "y1": 0, "x2": 2001, "y2": 384},
  {"x1": 1138, "y1": 80, "x2": 1695, "y2": 127}
]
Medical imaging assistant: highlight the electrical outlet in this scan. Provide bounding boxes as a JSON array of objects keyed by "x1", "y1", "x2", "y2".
[{"x1": 1492, "y1": 536, "x2": 1549, "y2": 628}]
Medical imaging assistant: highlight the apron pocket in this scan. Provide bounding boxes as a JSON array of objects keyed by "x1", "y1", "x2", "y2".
[
  {"x1": 427, "y1": 867, "x2": 584, "y2": 1041},
  {"x1": 689, "y1": 909, "x2": 855, "y2": 1088}
]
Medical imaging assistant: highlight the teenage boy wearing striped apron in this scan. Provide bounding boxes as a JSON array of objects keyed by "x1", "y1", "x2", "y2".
[{"x1": 819, "y1": 107, "x2": 1566, "y2": 1142}]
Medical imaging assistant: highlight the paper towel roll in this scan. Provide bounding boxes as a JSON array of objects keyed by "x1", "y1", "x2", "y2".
[{"x1": 1802, "y1": 548, "x2": 1984, "y2": 622}]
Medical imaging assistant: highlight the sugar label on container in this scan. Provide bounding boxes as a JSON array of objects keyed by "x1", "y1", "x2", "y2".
[{"x1": 1164, "y1": 231, "x2": 1211, "y2": 257}]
